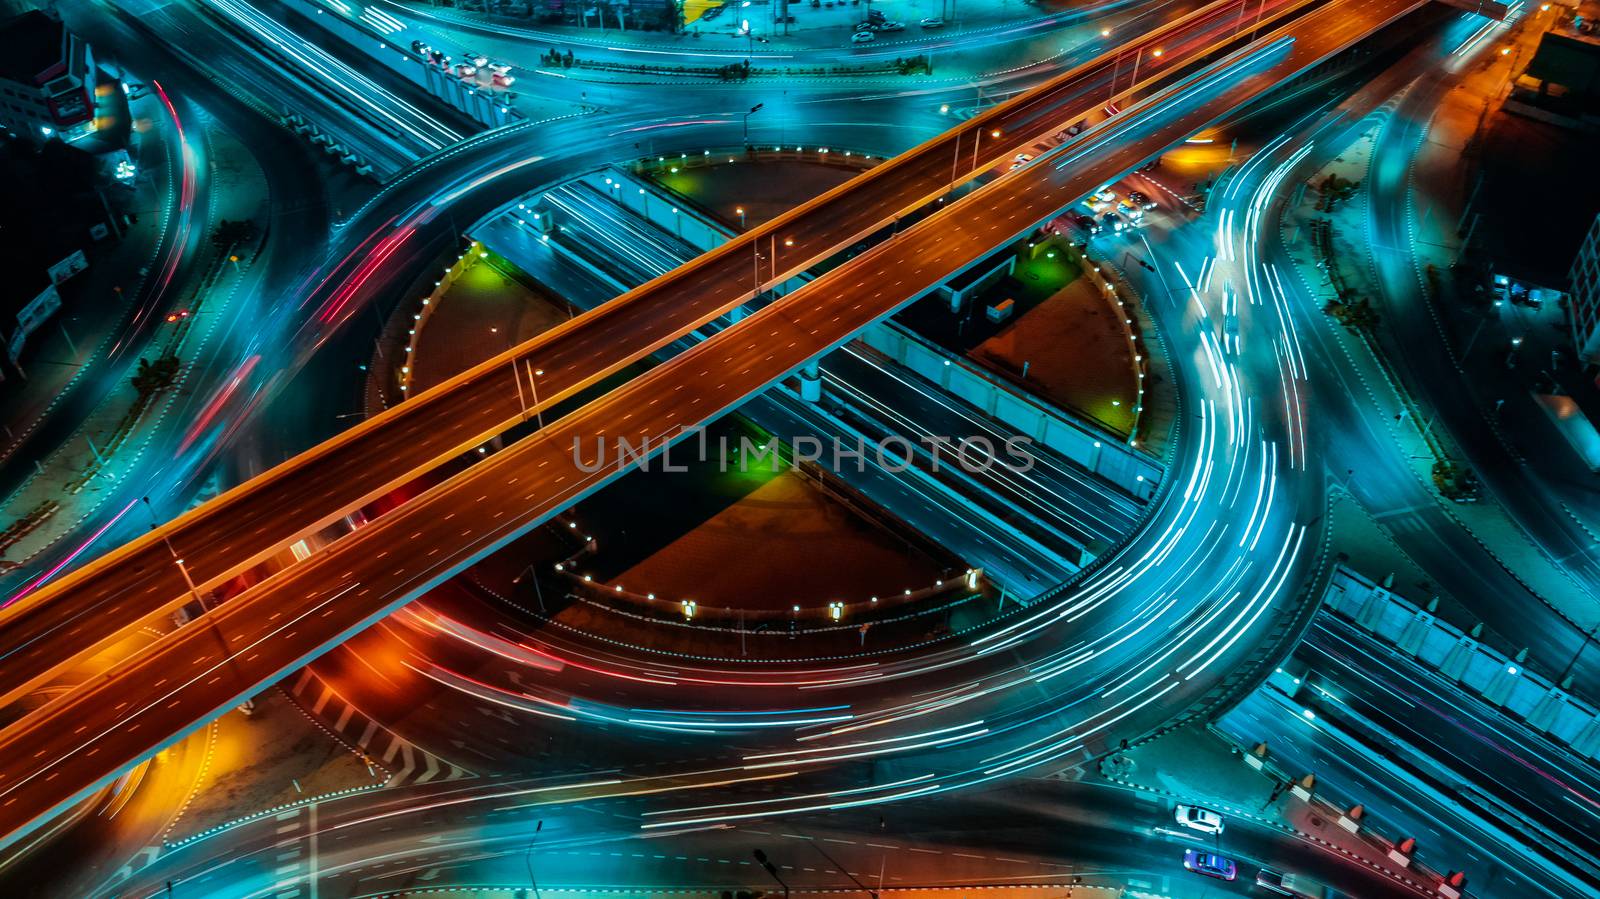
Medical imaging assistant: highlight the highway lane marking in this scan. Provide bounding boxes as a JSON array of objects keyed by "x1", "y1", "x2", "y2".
[{"x1": 0, "y1": 582, "x2": 363, "y2": 807}]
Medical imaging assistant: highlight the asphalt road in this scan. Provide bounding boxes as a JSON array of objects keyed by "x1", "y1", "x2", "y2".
[
  {"x1": 0, "y1": 0, "x2": 1426, "y2": 848},
  {"x1": 108, "y1": 776, "x2": 1427, "y2": 899},
  {"x1": 1220, "y1": 616, "x2": 1600, "y2": 898},
  {"x1": 0, "y1": 0, "x2": 1314, "y2": 713}
]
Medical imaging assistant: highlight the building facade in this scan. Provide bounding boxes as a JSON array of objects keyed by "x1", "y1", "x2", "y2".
[
  {"x1": 0, "y1": 10, "x2": 97, "y2": 144},
  {"x1": 1570, "y1": 213, "x2": 1600, "y2": 367}
]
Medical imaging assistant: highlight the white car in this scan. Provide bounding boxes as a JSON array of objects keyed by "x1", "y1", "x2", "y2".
[
  {"x1": 920, "y1": 16, "x2": 945, "y2": 27},
  {"x1": 1010, "y1": 152, "x2": 1033, "y2": 170},
  {"x1": 851, "y1": 30, "x2": 877, "y2": 43},
  {"x1": 1175, "y1": 804, "x2": 1225, "y2": 835},
  {"x1": 876, "y1": 21, "x2": 906, "y2": 31}
]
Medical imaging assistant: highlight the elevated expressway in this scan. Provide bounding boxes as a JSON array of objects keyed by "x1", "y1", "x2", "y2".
[
  {"x1": 0, "y1": 0, "x2": 1438, "y2": 846},
  {"x1": 0, "y1": 0, "x2": 1322, "y2": 709}
]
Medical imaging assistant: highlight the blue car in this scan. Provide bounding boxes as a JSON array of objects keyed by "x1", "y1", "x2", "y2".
[{"x1": 1183, "y1": 850, "x2": 1237, "y2": 881}]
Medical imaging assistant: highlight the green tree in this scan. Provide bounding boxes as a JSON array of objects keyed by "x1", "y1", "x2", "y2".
[{"x1": 131, "y1": 355, "x2": 181, "y2": 399}]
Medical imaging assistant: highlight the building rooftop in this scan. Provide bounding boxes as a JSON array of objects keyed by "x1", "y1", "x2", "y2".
[
  {"x1": 0, "y1": 10, "x2": 65, "y2": 87},
  {"x1": 1525, "y1": 31, "x2": 1600, "y2": 101}
]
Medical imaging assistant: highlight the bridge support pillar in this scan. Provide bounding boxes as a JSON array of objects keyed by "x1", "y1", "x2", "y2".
[
  {"x1": 1571, "y1": 717, "x2": 1600, "y2": 758},
  {"x1": 799, "y1": 360, "x2": 822, "y2": 403},
  {"x1": 1438, "y1": 633, "x2": 1476, "y2": 683},
  {"x1": 1525, "y1": 687, "x2": 1568, "y2": 734},
  {"x1": 1479, "y1": 655, "x2": 1524, "y2": 708},
  {"x1": 1394, "y1": 601, "x2": 1435, "y2": 657}
]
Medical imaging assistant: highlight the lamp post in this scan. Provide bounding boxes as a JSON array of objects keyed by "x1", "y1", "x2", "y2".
[
  {"x1": 971, "y1": 126, "x2": 1000, "y2": 172},
  {"x1": 143, "y1": 496, "x2": 206, "y2": 610},
  {"x1": 513, "y1": 358, "x2": 528, "y2": 420},
  {"x1": 1130, "y1": 46, "x2": 1161, "y2": 91},
  {"x1": 752, "y1": 849, "x2": 790, "y2": 898},
  {"x1": 525, "y1": 820, "x2": 543, "y2": 899},
  {"x1": 743, "y1": 102, "x2": 764, "y2": 145},
  {"x1": 174, "y1": 558, "x2": 206, "y2": 611},
  {"x1": 526, "y1": 364, "x2": 546, "y2": 430},
  {"x1": 736, "y1": 205, "x2": 747, "y2": 229},
  {"x1": 807, "y1": 838, "x2": 876, "y2": 898}
]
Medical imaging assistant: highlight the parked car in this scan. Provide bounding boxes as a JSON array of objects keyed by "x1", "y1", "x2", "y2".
[
  {"x1": 920, "y1": 16, "x2": 946, "y2": 27},
  {"x1": 1174, "y1": 804, "x2": 1224, "y2": 834},
  {"x1": 1183, "y1": 850, "x2": 1237, "y2": 881},
  {"x1": 875, "y1": 20, "x2": 906, "y2": 31},
  {"x1": 851, "y1": 29, "x2": 877, "y2": 42},
  {"x1": 855, "y1": 20, "x2": 875, "y2": 31}
]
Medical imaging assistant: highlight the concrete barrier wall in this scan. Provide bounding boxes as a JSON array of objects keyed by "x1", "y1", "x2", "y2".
[
  {"x1": 588, "y1": 165, "x2": 1162, "y2": 500},
  {"x1": 277, "y1": 0, "x2": 515, "y2": 128},
  {"x1": 1323, "y1": 566, "x2": 1600, "y2": 761},
  {"x1": 857, "y1": 325, "x2": 1160, "y2": 500}
]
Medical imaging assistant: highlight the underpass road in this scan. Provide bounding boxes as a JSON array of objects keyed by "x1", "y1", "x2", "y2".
[
  {"x1": 0, "y1": 0, "x2": 1425, "y2": 846},
  {"x1": 0, "y1": 0, "x2": 1316, "y2": 712}
]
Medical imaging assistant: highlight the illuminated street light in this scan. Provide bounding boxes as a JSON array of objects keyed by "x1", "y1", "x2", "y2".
[
  {"x1": 518, "y1": 364, "x2": 546, "y2": 430},
  {"x1": 743, "y1": 102, "x2": 764, "y2": 145}
]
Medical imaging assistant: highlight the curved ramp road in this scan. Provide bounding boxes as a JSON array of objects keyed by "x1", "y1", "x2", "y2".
[
  {"x1": 0, "y1": 0, "x2": 1430, "y2": 846},
  {"x1": 0, "y1": 0, "x2": 1323, "y2": 710}
]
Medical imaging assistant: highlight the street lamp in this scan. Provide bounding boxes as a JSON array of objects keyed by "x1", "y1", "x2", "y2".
[
  {"x1": 143, "y1": 496, "x2": 206, "y2": 610},
  {"x1": 513, "y1": 358, "x2": 528, "y2": 421},
  {"x1": 743, "y1": 102, "x2": 764, "y2": 145},
  {"x1": 174, "y1": 559, "x2": 206, "y2": 611},
  {"x1": 736, "y1": 205, "x2": 747, "y2": 229},
  {"x1": 526, "y1": 365, "x2": 547, "y2": 430},
  {"x1": 1130, "y1": 46, "x2": 1161, "y2": 87},
  {"x1": 525, "y1": 820, "x2": 543, "y2": 899},
  {"x1": 968, "y1": 125, "x2": 1000, "y2": 172},
  {"x1": 752, "y1": 849, "x2": 790, "y2": 898}
]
